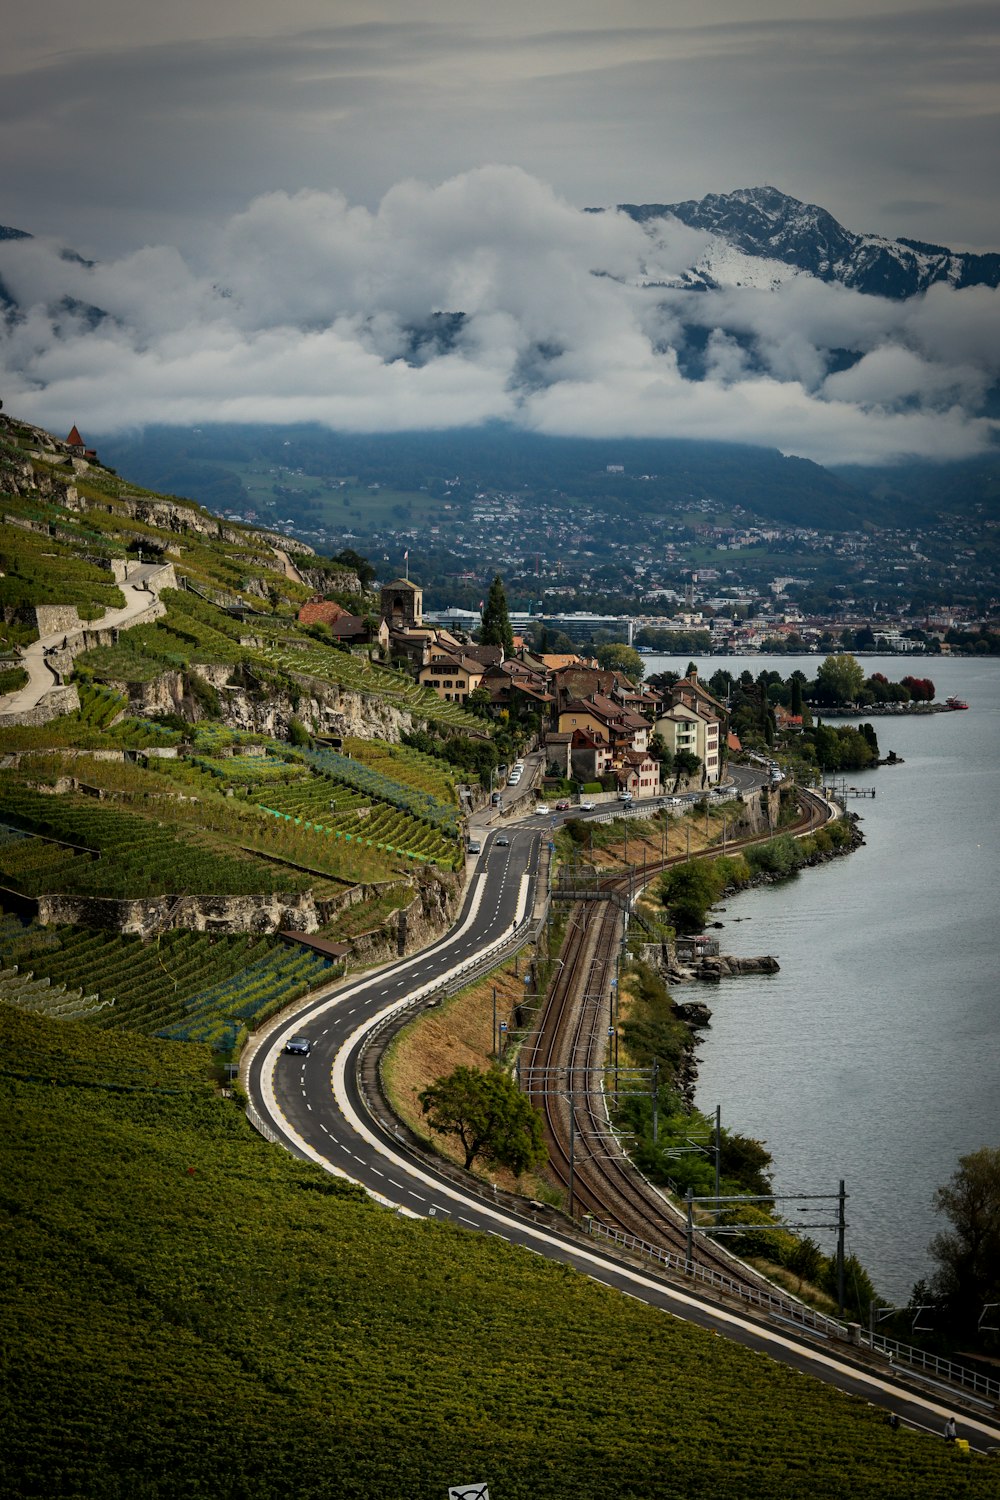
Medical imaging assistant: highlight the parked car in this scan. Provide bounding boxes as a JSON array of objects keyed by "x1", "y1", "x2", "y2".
[
  {"x1": 285, "y1": 1036, "x2": 311, "y2": 1056},
  {"x1": 467, "y1": 839, "x2": 482, "y2": 854}
]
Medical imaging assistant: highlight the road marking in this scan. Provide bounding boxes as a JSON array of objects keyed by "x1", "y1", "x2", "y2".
[{"x1": 369, "y1": 1168, "x2": 384, "y2": 1178}]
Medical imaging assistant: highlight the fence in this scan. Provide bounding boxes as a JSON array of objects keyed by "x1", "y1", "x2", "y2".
[{"x1": 586, "y1": 1220, "x2": 1000, "y2": 1405}]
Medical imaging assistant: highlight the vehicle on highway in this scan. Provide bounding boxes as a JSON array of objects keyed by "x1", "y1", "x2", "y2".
[
  {"x1": 285, "y1": 1036, "x2": 311, "y2": 1056},
  {"x1": 618, "y1": 791, "x2": 633, "y2": 803},
  {"x1": 579, "y1": 800, "x2": 595, "y2": 811},
  {"x1": 534, "y1": 804, "x2": 551, "y2": 815},
  {"x1": 494, "y1": 834, "x2": 510, "y2": 847},
  {"x1": 555, "y1": 799, "x2": 571, "y2": 811},
  {"x1": 467, "y1": 839, "x2": 482, "y2": 854}
]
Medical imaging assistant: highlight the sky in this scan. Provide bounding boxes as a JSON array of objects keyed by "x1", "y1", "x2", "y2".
[{"x1": 2, "y1": 1, "x2": 999, "y2": 465}]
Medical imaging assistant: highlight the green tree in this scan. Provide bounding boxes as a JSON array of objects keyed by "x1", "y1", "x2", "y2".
[
  {"x1": 419, "y1": 1066, "x2": 547, "y2": 1175},
  {"x1": 595, "y1": 642, "x2": 645, "y2": 681},
  {"x1": 815, "y1": 653, "x2": 865, "y2": 706},
  {"x1": 672, "y1": 748, "x2": 702, "y2": 787},
  {"x1": 659, "y1": 859, "x2": 725, "y2": 933},
  {"x1": 929, "y1": 1147, "x2": 1000, "y2": 1338},
  {"x1": 480, "y1": 575, "x2": 514, "y2": 655},
  {"x1": 334, "y1": 548, "x2": 376, "y2": 589}
]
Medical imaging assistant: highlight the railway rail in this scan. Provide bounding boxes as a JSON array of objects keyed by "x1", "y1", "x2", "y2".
[{"x1": 523, "y1": 786, "x2": 836, "y2": 1294}]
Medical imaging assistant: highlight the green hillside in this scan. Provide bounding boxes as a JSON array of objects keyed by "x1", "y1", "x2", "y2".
[
  {"x1": 2, "y1": 1004, "x2": 992, "y2": 1500},
  {"x1": 0, "y1": 413, "x2": 508, "y2": 1055}
]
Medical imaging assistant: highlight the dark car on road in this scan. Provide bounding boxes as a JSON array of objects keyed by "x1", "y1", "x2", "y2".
[
  {"x1": 494, "y1": 834, "x2": 510, "y2": 847},
  {"x1": 285, "y1": 1036, "x2": 312, "y2": 1056}
]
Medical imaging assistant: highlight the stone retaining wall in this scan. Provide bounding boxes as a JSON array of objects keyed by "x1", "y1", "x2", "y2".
[{"x1": 36, "y1": 890, "x2": 322, "y2": 937}]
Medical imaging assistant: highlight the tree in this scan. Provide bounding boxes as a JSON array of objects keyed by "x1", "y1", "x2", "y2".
[
  {"x1": 815, "y1": 653, "x2": 865, "y2": 706},
  {"x1": 419, "y1": 1066, "x2": 547, "y2": 1175},
  {"x1": 595, "y1": 642, "x2": 644, "y2": 681},
  {"x1": 334, "y1": 548, "x2": 376, "y2": 590},
  {"x1": 659, "y1": 859, "x2": 726, "y2": 933},
  {"x1": 672, "y1": 748, "x2": 701, "y2": 788},
  {"x1": 480, "y1": 575, "x2": 514, "y2": 655},
  {"x1": 928, "y1": 1147, "x2": 1000, "y2": 1337}
]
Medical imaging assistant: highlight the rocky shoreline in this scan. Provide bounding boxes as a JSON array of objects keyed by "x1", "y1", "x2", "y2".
[{"x1": 663, "y1": 810, "x2": 866, "y2": 1099}]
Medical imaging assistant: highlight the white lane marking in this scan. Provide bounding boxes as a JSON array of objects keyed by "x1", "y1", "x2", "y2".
[{"x1": 369, "y1": 1169, "x2": 384, "y2": 1178}]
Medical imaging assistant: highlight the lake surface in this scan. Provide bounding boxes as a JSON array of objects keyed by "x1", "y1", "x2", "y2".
[{"x1": 642, "y1": 652, "x2": 999, "y2": 1301}]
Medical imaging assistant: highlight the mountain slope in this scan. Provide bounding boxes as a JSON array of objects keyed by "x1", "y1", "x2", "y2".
[{"x1": 617, "y1": 186, "x2": 1000, "y2": 298}]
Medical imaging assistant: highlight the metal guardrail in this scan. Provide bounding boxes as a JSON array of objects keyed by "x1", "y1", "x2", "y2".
[
  {"x1": 865, "y1": 1329, "x2": 1000, "y2": 1405},
  {"x1": 587, "y1": 1220, "x2": 1000, "y2": 1404},
  {"x1": 586, "y1": 1219, "x2": 851, "y2": 1343}
]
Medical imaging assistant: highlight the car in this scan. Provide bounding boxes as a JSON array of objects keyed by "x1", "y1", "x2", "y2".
[
  {"x1": 467, "y1": 839, "x2": 482, "y2": 854},
  {"x1": 534, "y1": 804, "x2": 551, "y2": 815},
  {"x1": 579, "y1": 801, "x2": 595, "y2": 811},
  {"x1": 618, "y1": 792, "x2": 633, "y2": 803},
  {"x1": 494, "y1": 833, "x2": 510, "y2": 847},
  {"x1": 508, "y1": 770, "x2": 521, "y2": 783},
  {"x1": 285, "y1": 1036, "x2": 311, "y2": 1056},
  {"x1": 555, "y1": 799, "x2": 571, "y2": 811}
]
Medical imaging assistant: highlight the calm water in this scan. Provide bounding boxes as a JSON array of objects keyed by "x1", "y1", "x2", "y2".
[{"x1": 644, "y1": 653, "x2": 1000, "y2": 1301}]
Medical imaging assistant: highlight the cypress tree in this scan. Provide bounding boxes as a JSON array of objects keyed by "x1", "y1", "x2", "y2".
[{"x1": 481, "y1": 574, "x2": 514, "y2": 655}]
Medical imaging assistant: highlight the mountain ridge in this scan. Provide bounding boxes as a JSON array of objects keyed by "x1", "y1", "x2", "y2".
[{"x1": 615, "y1": 185, "x2": 1000, "y2": 298}]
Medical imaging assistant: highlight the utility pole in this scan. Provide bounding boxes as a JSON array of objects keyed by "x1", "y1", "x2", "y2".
[
  {"x1": 686, "y1": 822, "x2": 691, "y2": 862},
  {"x1": 837, "y1": 1179, "x2": 846, "y2": 1317},
  {"x1": 651, "y1": 1057, "x2": 659, "y2": 1145},
  {"x1": 714, "y1": 1104, "x2": 721, "y2": 1212},
  {"x1": 568, "y1": 1098, "x2": 576, "y2": 1217},
  {"x1": 686, "y1": 1187, "x2": 693, "y2": 1263},
  {"x1": 492, "y1": 986, "x2": 497, "y2": 1057}
]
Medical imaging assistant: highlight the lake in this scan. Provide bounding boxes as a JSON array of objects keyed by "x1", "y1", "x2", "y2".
[{"x1": 642, "y1": 652, "x2": 999, "y2": 1302}]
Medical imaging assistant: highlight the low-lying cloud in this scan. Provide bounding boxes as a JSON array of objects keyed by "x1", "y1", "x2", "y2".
[{"x1": 1, "y1": 165, "x2": 997, "y2": 466}]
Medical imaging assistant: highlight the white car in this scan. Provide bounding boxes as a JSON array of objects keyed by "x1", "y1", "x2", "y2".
[
  {"x1": 579, "y1": 801, "x2": 595, "y2": 811},
  {"x1": 534, "y1": 804, "x2": 550, "y2": 815}
]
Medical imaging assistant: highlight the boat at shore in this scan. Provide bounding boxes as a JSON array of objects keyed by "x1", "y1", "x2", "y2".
[{"x1": 944, "y1": 696, "x2": 969, "y2": 710}]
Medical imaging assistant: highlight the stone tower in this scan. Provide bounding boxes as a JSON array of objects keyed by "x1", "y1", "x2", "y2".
[{"x1": 380, "y1": 578, "x2": 423, "y2": 630}]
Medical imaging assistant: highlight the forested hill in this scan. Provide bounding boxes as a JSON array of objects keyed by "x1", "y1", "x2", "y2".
[{"x1": 97, "y1": 423, "x2": 870, "y2": 531}]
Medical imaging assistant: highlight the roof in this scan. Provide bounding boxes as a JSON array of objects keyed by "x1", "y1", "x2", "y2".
[
  {"x1": 383, "y1": 578, "x2": 421, "y2": 591},
  {"x1": 66, "y1": 425, "x2": 85, "y2": 447}
]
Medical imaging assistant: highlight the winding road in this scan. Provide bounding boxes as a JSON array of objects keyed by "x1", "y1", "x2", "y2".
[{"x1": 245, "y1": 800, "x2": 1000, "y2": 1453}]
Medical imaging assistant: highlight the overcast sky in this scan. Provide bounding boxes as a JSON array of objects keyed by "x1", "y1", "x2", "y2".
[{"x1": 2, "y1": 1, "x2": 999, "y2": 462}]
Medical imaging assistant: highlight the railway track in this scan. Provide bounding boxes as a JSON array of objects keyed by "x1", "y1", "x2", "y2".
[{"x1": 521, "y1": 786, "x2": 835, "y2": 1290}]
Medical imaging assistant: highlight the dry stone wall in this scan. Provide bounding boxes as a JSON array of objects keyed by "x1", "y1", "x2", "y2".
[{"x1": 36, "y1": 890, "x2": 322, "y2": 937}]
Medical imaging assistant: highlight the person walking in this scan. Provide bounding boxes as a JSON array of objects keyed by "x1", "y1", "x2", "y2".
[{"x1": 944, "y1": 1416, "x2": 958, "y2": 1442}]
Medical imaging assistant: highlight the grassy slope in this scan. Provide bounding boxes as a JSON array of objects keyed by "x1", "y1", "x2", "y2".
[{"x1": 2, "y1": 1006, "x2": 993, "y2": 1500}]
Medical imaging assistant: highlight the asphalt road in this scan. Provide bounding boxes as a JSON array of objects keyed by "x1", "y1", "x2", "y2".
[{"x1": 245, "y1": 805, "x2": 1000, "y2": 1451}]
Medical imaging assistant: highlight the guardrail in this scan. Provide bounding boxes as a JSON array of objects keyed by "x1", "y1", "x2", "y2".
[
  {"x1": 586, "y1": 1220, "x2": 1000, "y2": 1404},
  {"x1": 586, "y1": 1219, "x2": 851, "y2": 1343},
  {"x1": 865, "y1": 1328, "x2": 1000, "y2": 1405}
]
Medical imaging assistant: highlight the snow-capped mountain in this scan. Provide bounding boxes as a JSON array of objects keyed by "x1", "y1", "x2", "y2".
[{"x1": 617, "y1": 186, "x2": 1000, "y2": 298}]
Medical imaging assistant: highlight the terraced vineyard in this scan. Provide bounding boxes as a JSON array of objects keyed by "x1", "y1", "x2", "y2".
[
  {"x1": 3, "y1": 1003, "x2": 994, "y2": 1500},
  {"x1": 0, "y1": 914, "x2": 334, "y2": 1050},
  {"x1": 0, "y1": 781, "x2": 310, "y2": 898}
]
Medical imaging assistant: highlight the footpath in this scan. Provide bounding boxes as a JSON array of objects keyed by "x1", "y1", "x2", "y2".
[{"x1": 0, "y1": 562, "x2": 173, "y2": 725}]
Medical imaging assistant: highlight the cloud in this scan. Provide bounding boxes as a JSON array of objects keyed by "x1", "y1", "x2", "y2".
[{"x1": 1, "y1": 165, "x2": 997, "y2": 466}]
